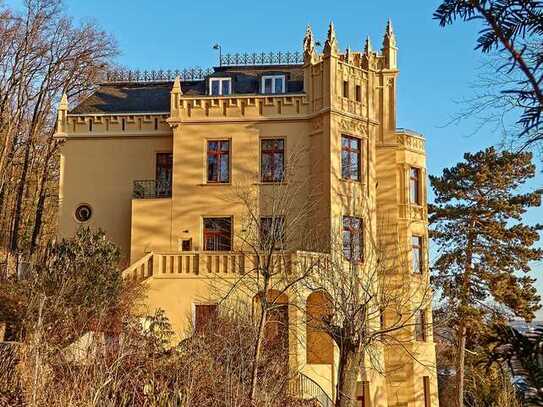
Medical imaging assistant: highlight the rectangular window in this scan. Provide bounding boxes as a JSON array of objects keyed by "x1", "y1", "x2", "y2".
[
  {"x1": 181, "y1": 239, "x2": 192, "y2": 251},
  {"x1": 203, "y1": 217, "x2": 232, "y2": 251},
  {"x1": 343, "y1": 80, "x2": 349, "y2": 98},
  {"x1": 209, "y1": 78, "x2": 231, "y2": 96},
  {"x1": 260, "y1": 216, "x2": 285, "y2": 250},
  {"x1": 155, "y1": 152, "x2": 173, "y2": 198},
  {"x1": 415, "y1": 310, "x2": 427, "y2": 341},
  {"x1": 261, "y1": 75, "x2": 285, "y2": 94},
  {"x1": 355, "y1": 85, "x2": 361, "y2": 102},
  {"x1": 410, "y1": 167, "x2": 421, "y2": 205},
  {"x1": 343, "y1": 216, "x2": 363, "y2": 262},
  {"x1": 207, "y1": 140, "x2": 230, "y2": 183},
  {"x1": 261, "y1": 138, "x2": 285, "y2": 182},
  {"x1": 194, "y1": 303, "x2": 218, "y2": 333},
  {"x1": 423, "y1": 376, "x2": 431, "y2": 407},
  {"x1": 412, "y1": 235, "x2": 424, "y2": 274},
  {"x1": 341, "y1": 135, "x2": 361, "y2": 181}
]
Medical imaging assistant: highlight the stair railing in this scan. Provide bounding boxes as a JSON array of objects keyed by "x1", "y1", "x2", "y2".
[{"x1": 289, "y1": 371, "x2": 334, "y2": 407}]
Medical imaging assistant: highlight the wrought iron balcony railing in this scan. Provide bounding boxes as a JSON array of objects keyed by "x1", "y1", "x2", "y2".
[
  {"x1": 104, "y1": 68, "x2": 214, "y2": 83},
  {"x1": 133, "y1": 180, "x2": 172, "y2": 199},
  {"x1": 103, "y1": 51, "x2": 303, "y2": 83},
  {"x1": 219, "y1": 51, "x2": 303, "y2": 66}
]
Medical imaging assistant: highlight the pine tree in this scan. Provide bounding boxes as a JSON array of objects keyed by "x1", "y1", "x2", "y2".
[{"x1": 429, "y1": 147, "x2": 543, "y2": 407}]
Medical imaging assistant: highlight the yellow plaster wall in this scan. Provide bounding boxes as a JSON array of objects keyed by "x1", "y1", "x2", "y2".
[{"x1": 58, "y1": 132, "x2": 172, "y2": 264}]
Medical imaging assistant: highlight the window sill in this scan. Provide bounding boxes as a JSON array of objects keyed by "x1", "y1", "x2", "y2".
[
  {"x1": 340, "y1": 178, "x2": 363, "y2": 183},
  {"x1": 199, "y1": 182, "x2": 231, "y2": 186}
]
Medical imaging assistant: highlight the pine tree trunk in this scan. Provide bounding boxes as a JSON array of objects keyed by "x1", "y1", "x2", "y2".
[
  {"x1": 455, "y1": 227, "x2": 474, "y2": 407},
  {"x1": 335, "y1": 345, "x2": 361, "y2": 407},
  {"x1": 455, "y1": 324, "x2": 467, "y2": 407}
]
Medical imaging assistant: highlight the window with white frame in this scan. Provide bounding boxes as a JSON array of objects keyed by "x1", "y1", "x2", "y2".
[
  {"x1": 261, "y1": 75, "x2": 285, "y2": 94},
  {"x1": 209, "y1": 78, "x2": 232, "y2": 96}
]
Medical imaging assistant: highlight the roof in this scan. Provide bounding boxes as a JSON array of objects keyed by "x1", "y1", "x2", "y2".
[
  {"x1": 69, "y1": 65, "x2": 305, "y2": 115},
  {"x1": 69, "y1": 82, "x2": 173, "y2": 114}
]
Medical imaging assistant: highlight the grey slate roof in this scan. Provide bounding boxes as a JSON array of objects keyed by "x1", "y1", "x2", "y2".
[
  {"x1": 69, "y1": 82, "x2": 173, "y2": 114},
  {"x1": 70, "y1": 65, "x2": 305, "y2": 115}
]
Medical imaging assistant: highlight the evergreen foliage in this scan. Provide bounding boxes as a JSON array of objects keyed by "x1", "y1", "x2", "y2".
[
  {"x1": 434, "y1": 0, "x2": 543, "y2": 149},
  {"x1": 429, "y1": 146, "x2": 543, "y2": 406},
  {"x1": 487, "y1": 324, "x2": 543, "y2": 404},
  {"x1": 0, "y1": 227, "x2": 124, "y2": 345}
]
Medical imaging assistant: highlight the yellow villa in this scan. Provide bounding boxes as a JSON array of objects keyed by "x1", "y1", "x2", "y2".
[{"x1": 55, "y1": 21, "x2": 439, "y2": 407}]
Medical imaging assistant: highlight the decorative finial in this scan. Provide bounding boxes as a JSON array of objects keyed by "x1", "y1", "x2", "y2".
[
  {"x1": 303, "y1": 24, "x2": 315, "y2": 54},
  {"x1": 56, "y1": 92, "x2": 69, "y2": 135},
  {"x1": 60, "y1": 92, "x2": 68, "y2": 110},
  {"x1": 383, "y1": 18, "x2": 398, "y2": 69},
  {"x1": 172, "y1": 76, "x2": 182, "y2": 94},
  {"x1": 364, "y1": 36, "x2": 373, "y2": 54},
  {"x1": 383, "y1": 18, "x2": 396, "y2": 47},
  {"x1": 386, "y1": 18, "x2": 394, "y2": 37},
  {"x1": 328, "y1": 21, "x2": 336, "y2": 43},
  {"x1": 345, "y1": 46, "x2": 353, "y2": 64},
  {"x1": 324, "y1": 21, "x2": 338, "y2": 56}
]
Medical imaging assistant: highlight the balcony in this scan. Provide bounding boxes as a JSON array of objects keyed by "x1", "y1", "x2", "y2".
[
  {"x1": 396, "y1": 128, "x2": 425, "y2": 153},
  {"x1": 122, "y1": 251, "x2": 324, "y2": 281},
  {"x1": 133, "y1": 179, "x2": 171, "y2": 199},
  {"x1": 399, "y1": 204, "x2": 428, "y2": 222}
]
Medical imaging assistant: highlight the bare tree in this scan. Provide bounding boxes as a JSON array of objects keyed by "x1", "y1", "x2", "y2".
[
  {"x1": 0, "y1": 0, "x2": 117, "y2": 263},
  {"x1": 208, "y1": 145, "x2": 322, "y2": 404},
  {"x1": 304, "y1": 194, "x2": 434, "y2": 407}
]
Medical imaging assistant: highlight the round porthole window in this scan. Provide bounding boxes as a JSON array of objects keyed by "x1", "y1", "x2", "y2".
[{"x1": 75, "y1": 204, "x2": 92, "y2": 222}]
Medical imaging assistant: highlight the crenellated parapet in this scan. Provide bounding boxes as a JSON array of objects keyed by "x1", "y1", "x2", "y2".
[
  {"x1": 56, "y1": 113, "x2": 171, "y2": 138},
  {"x1": 169, "y1": 94, "x2": 310, "y2": 123}
]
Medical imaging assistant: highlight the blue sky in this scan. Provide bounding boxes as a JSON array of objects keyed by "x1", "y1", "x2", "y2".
[{"x1": 8, "y1": 0, "x2": 543, "y2": 315}]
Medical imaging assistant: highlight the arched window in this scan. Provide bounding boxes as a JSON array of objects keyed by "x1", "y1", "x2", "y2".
[{"x1": 306, "y1": 291, "x2": 334, "y2": 364}]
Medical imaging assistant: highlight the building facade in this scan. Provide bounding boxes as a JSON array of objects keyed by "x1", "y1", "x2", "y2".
[{"x1": 56, "y1": 22, "x2": 438, "y2": 407}]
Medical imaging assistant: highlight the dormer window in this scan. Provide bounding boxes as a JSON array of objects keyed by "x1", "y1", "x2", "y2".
[
  {"x1": 209, "y1": 78, "x2": 231, "y2": 96},
  {"x1": 261, "y1": 75, "x2": 285, "y2": 94}
]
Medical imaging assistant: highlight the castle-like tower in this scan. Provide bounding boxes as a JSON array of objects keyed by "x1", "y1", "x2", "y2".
[{"x1": 56, "y1": 22, "x2": 438, "y2": 406}]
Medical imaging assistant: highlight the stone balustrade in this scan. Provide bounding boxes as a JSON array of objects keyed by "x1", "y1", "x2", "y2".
[
  {"x1": 122, "y1": 251, "x2": 327, "y2": 282},
  {"x1": 399, "y1": 204, "x2": 428, "y2": 223},
  {"x1": 396, "y1": 129, "x2": 425, "y2": 153}
]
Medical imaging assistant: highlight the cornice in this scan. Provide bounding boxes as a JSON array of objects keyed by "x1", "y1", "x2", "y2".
[{"x1": 54, "y1": 131, "x2": 172, "y2": 140}]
